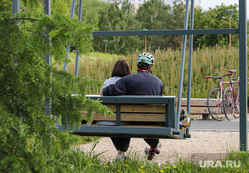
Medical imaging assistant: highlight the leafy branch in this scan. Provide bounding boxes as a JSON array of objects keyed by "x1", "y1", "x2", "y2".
[{"x1": 10, "y1": 17, "x2": 37, "y2": 21}]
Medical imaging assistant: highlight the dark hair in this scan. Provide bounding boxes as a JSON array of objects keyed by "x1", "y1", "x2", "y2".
[
  {"x1": 137, "y1": 62, "x2": 152, "y2": 73},
  {"x1": 111, "y1": 59, "x2": 131, "y2": 77},
  {"x1": 137, "y1": 62, "x2": 150, "y2": 70}
]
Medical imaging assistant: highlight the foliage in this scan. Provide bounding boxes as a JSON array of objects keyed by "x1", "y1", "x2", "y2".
[
  {"x1": 22, "y1": 148, "x2": 249, "y2": 173},
  {"x1": 0, "y1": 0, "x2": 12, "y2": 12},
  {"x1": 0, "y1": 10, "x2": 112, "y2": 172},
  {"x1": 94, "y1": 0, "x2": 141, "y2": 54},
  {"x1": 1, "y1": 0, "x2": 72, "y2": 14},
  {"x1": 194, "y1": 4, "x2": 239, "y2": 48},
  {"x1": 135, "y1": 0, "x2": 185, "y2": 50},
  {"x1": 82, "y1": 0, "x2": 111, "y2": 28},
  {"x1": 4, "y1": 0, "x2": 244, "y2": 55},
  {"x1": 67, "y1": 46, "x2": 247, "y2": 99}
]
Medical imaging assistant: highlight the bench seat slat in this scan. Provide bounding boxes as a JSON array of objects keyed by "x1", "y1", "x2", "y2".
[
  {"x1": 91, "y1": 113, "x2": 165, "y2": 122},
  {"x1": 103, "y1": 104, "x2": 165, "y2": 113}
]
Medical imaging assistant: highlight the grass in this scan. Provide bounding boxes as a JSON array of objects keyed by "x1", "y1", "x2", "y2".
[
  {"x1": 61, "y1": 46, "x2": 248, "y2": 98},
  {"x1": 62, "y1": 148, "x2": 249, "y2": 173}
]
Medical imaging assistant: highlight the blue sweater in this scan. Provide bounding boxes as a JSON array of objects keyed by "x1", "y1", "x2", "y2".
[{"x1": 102, "y1": 72, "x2": 163, "y2": 96}]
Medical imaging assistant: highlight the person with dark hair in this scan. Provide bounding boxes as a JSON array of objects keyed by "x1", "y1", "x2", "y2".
[
  {"x1": 101, "y1": 53, "x2": 163, "y2": 160},
  {"x1": 100, "y1": 59, "x2": 131, "y2": 90},
  {"x1": 99, "y1": 59, "x2": 131, "y2": 159}
]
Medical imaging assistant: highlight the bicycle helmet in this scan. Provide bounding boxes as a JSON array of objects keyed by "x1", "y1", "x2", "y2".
[{"x1": 136, "y1": 53, "x2": 155, "y2": 65}]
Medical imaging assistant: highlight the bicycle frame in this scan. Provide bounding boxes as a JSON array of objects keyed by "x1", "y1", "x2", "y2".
[
  {"x1": 206, "y1": 72, "x2": 233, "y2": 121},
  {"x1": 206, "y1": 73, "x2": 232, "y2": 103}
]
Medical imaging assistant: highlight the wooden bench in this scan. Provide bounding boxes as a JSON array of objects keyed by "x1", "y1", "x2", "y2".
[
  {"x1": 180, "y1": 98, "x2": 211, "y2": 120},
  {"x1": 57, "y1": 95, "x2": 191, "y2": 139}
]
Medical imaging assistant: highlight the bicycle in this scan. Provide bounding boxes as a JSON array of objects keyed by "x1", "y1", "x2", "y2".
[
  {"x1": 223, "y1": 70, "x2": 240, "y2": 120},
  {"x1": 206, "y1": 73, "x2": 232, "y2": 121}
]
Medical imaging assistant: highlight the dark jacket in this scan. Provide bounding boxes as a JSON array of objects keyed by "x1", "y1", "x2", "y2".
[{"x1": 102, "y1": 72, "x2": 163, "y2": 96}]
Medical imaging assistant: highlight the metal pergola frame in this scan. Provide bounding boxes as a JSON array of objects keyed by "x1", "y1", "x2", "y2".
[{"x1": 12, "y1": 0, "x2": 247, "y2": 151}]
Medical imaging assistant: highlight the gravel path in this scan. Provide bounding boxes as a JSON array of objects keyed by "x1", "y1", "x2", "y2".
[{"x1": 77, "y1": 131, "x2": 246, "y2": 164}]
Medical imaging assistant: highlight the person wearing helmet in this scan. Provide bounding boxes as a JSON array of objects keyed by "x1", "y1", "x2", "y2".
[{"x1": 101, "y1": 53, "x2": 163, "y2": 160}]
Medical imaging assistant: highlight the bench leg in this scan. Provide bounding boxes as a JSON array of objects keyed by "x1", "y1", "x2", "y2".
[{"x1": 202, "y1": 114, "x2": 210, "y2": 120}]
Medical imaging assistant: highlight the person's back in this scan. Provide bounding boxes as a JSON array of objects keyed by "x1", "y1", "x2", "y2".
[{"x1": 103, "y1": 72, "x2": 163, "y2": 96}]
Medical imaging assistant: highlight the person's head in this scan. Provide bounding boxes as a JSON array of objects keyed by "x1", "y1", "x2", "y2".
[
  {"x1": 136, "y1": 53, "x2": 155, "y2": 73},
  {"x1": 111, "y1": 59, "x2": 131, "y2": 77}
]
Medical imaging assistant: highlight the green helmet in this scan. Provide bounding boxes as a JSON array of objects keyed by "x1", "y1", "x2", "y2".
[{"x1": 136, "y1": 53, "x2": 155, "y2": 65}]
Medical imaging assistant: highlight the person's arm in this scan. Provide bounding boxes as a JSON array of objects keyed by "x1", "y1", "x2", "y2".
[
  {"x1": 160, "y1": 82, "x2": 163, "y2": 95},
  {"x1": 99, "y1": 90, "x2": 103, "y2": 95},
  {"x1": 102, "y1": 78, "x2": 127, "y2": 96}
]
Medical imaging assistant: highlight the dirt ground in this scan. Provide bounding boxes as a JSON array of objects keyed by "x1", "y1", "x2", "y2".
[{"x1": 77, "y1": 131, "x2": 245, "y2": 164}]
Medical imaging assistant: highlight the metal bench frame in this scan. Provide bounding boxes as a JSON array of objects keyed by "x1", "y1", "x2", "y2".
[{"x1": 57, "y1": 95, "x2": 190, "y2": 139}]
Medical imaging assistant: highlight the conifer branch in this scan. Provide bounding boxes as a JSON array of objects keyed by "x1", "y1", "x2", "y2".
[
  {"x1": 0, "y1": 48, "x2": 18, "y2": 56},
  {"x1": 34, "y1": 114, "x2": 52, "y2": 130},
  {"x1": 10, "y1": 20, "x2": 17, "y2": 32},
  {"x1": 11, "y1": 125, "x2": 21, "y2": 134},
  {"x1": 58, "y1": 153, "x2": 66, "y2": 162},
  {"x1": 2, "y1": 87, "x2": 53, "y2": 131},
  {"x1": 13, "y1": 143, "x2": 17, "y2": 156},
  {"x1": 10, "y1": 17, "x2": 37, "y2": 21}
]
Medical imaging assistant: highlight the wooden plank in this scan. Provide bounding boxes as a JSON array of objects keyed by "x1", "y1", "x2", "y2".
[
  {"x1": 179, "y1": 98, "x2": 208, "y2": 106},
  {"x1": 181, "y1": 106, "x2": 221, "y2": 114},
  {"x1": 103, "y1": 104, "x2": 165, "y2": 113},
  {"x1": 182, "y1": 106, "x2": 209, "y2": 114},
  {"x1": 178, "y1": 98, "x2": 217, "y2": 107},
  {"x1": 92, "y1": 113, "x2": 165, "y2": 122},
  {"x1": 102, "y1": 100, "x2": 215, "y2": 111}
]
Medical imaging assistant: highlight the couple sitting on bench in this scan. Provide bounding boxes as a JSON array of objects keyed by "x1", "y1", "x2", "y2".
[{"x1": 99, "y1": 53, "x2": 163, "y2": 160}]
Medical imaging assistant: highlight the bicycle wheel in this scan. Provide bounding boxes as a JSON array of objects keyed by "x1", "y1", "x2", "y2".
[
  {"x1": 233, "y1": 87, "x2": 240, "y2": 118},
  {"x1": 207, "y1": 88, "x2": 226, "y2": 121},
  {"x1": 223, "y1": 87, "x2": 235, "y2": 120}
]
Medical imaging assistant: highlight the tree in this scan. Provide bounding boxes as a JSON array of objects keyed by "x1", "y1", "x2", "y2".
[
  {"x1": 81, "y1": 0, "x2": 111, "y2": 29},
  {"x1": 135, "y1": 0, "x2": 185, "y2": 51},
  {"x1": 95, "y1": 0, "x2": 141, "y2": 54},
  {"x1": 0, "y1": 6, "x2": 112, "y2": 173},
  {"x1": 166, "y1": 1, "x2": 185, "y2": 49},
  {"x1": 193, "y1": 4, "x2": 239, "y2": 48}
]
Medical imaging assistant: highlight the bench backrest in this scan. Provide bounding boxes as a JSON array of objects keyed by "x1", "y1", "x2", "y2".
[{"x1": 85, "y1": 95, "x2": 177, "y2": 128}]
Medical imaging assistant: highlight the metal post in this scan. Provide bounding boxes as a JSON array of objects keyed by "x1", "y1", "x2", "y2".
[
  {"x1": 64, "y1": 0, "x2": 76, "y2": 71},
  {"x1": 103, "y1": 40, "x2": 108, "y2": 53},
  {"x1": 74, "y1": 0, "x2": 83, "y2": 94},
  {"x1": 116, "y1": 104, "x2": 121, "y2": 126},
  {"x1": 78, "y1": 0, "x2": 83, "y2": 21},
  {"x1": 226, "y1": 9, "x2": 234, "y2": 49},
  {"x1": 187, "y1": 0, "x2": 194, "y2": 115},
  {"x1": 12, "y1": 0, "x2": 21, "y2": 132},
  {"x1": 229, "y1": 20, "x2": 231, "y2": 48},
  {"x1": 142, "y1": 29, "x2": 148, "y2": 52},
  {"x1": 12, "y1": 0, "x2": 20, "y2": 63},
  {"x1": 176, "y1": 0, "x2": 190, "y2": 131},
  {"x1": 44, "y1": 0, "x2": 51, "y2": 15},
  {"x1": 186, "y1": 0, "x2": 194, "y2": 135},
  {"x1": 239, "y1": 0, "x2": 247, "y2": 151},
  {"x1": 145, "y1": 35, "x2": 147, "y2": 52},
  {"x1": 12, "y1": 0, "x2": 20, "y2": 14},
  {"x1": 44, "y1": 0, "x2": 51, "y2": 116},
  {"x1": 75, "y1": 0, "x2": 83, "y2": 77}
]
